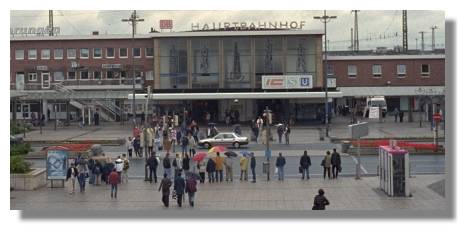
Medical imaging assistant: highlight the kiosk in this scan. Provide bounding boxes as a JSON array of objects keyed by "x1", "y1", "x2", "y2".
[{"x1": 378, "y1": 143, "x2": 411, "y2": 197}]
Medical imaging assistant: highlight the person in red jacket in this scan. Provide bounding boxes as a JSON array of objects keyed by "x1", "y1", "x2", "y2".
[{"x1": 108, "y1": 168, "x2": 120, "y2": 198}]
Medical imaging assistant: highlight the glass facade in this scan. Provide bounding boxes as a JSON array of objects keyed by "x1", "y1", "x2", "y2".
[
  {"x1": 223, "y1": 37, "x2": 251, "y2": 88},
  {"x1": 191, "y1": 38, "x2": 219, "y2": 88},
  {"x1": 286, "y1": 36, "x2": 316, "y2": 76},
  {"x1": 254, "y1": 37, "x2": 283, "y2": 88},
  {"x1": 160, "y1": 38, "x2": 188, "y2": 89}
]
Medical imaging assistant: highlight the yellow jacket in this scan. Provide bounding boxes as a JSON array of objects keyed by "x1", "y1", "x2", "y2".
[
  {"x1": 214, "y1": 156, "x2": 224, "y2": 171},
  {"x1": 239, "y1": 156, "x2": 248, "y2": 170}
]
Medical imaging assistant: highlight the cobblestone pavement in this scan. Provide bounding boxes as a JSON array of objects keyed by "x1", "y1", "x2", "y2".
[{"x1": 11, "y1": 175, "x2": 446, "y2": 211}]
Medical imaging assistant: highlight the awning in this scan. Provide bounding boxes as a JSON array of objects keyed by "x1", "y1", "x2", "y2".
[
  {"x1": 128, "y1": 91, "x2": 343, "y2": 100},
  {"x1": 338, "y1": 86, "x2": 445, "y2": 97}
]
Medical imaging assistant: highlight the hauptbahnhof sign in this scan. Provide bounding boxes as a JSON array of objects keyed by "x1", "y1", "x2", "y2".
[{"x1": 191, "y1": 21, "x2": 306, "y2": 31}]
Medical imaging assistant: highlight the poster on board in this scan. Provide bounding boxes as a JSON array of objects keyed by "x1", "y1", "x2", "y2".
[{"x1": 46, "y1": 150, "x2": 69, "y2": 180}]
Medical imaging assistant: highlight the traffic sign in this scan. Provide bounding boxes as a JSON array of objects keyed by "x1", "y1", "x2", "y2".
[{"x1": 433, "y1": 113, "x2": 442, "y2": 122}]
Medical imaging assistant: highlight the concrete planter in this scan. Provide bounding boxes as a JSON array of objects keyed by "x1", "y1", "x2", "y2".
[{"x1": 10, "y1": 168, "x2": 47, "y2": 191}]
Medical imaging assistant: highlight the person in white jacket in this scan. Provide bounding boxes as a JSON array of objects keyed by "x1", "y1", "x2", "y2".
[
  {"x1": 115, "y1": 156, "x2": 124, "y2": 183},
  {"x1": 125, "y1": 137, "x2": 134, "y2": 159}
]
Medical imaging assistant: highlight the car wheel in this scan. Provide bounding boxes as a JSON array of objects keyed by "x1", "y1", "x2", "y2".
[
  {"x1": 233, "y1": 142, "x2": 240, "y2": 149},
  {"x1": 204, "y1": 142, "x2": 211, "y2": 149}
]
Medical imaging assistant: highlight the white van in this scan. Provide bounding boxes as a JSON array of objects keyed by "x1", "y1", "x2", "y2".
[{"x1": 363, "y1": 96, "x2": 387, "y2": 117}]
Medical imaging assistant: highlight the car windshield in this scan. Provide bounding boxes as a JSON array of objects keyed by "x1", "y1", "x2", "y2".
[{"x1": 232, "y1": 133, "x2": 240, "y2": 138}]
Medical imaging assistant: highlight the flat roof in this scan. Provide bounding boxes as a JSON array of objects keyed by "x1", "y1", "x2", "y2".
[
  {"x1": 327, "y1": 54, "x2": 445, "y2": 60},
  {"x1": 10, "y1": 30, "x2": 323, "y2": 41}
]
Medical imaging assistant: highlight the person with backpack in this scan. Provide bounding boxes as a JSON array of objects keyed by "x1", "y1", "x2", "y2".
[
  {"x1": 312, "y1": 189, "x2": 330, "y2": 210},
  {"x1": 206, "y1": 158, "x2": 216, "y2": 183},
  {"x1": 331, "y1": 148, "x2": 342, "y2": 179},
  {"x1": 182, "y1": 153, "x2": 190, "y2": 177},
  {"x1": 186, "y1": 175, "x2": 198, "y2": 207},
  {"x1": 122, "y1": 157, "x2": 130, "y2": 184},
  {"x1": 158, "y1": 173, "x2": 172, "y2": 207},
  {"x1": 108, "y1": 168, "x2": 120, "y2": 198},
  {"x1": 93, "y1": 161, "x2": 102, "y2": 185},
  {"x1": 87, "y1": 158, "x2": 95, "y2": 185},
  {"x1": 163, "y1": 153, "x2": 172, "y2": 179},
  {"x1": 275, "y1": 152, "x2": 286, "y2": 181},
  {"x1": 300, "y1": 150, "x2": 311, "y2": 180},
  {"x1": 147, "y1": 153, "x2": 159, "y2": 183},
  {"x1": 174, "y1": 172, "x2": 186, "y2": 207}
]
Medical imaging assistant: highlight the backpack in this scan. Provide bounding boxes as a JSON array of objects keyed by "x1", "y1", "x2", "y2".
[
  {"x1": 186, "y1": 179, "x2": 197, "y2": 193},
  {"x1": 181, "y1": 136, "x2": 189, "y2": 145},
  {"x1": 123, "y1": 160, "x2": 129, "y2": 171}
]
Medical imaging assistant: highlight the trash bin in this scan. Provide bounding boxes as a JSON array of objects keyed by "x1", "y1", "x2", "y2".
[
  {"x1": 263, "y1": 162, "x2": 269, "y2": 174},
  {"x1": 341, "y1": 141, "x2": 351, "y2": 153}
]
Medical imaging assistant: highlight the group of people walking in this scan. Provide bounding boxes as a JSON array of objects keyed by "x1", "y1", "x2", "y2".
[{"x1": 299, "y1": 149, "x2": 342, "y2": 180}]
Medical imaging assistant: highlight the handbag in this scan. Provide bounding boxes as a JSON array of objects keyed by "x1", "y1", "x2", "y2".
[
  {"x1": 321, "y1": 159, "x2": 325, "y2": 167},
  {"x1": 172, "y1": 190, "x2": 177, "y2": 200},
  {"x1": 298, "y1": 166, "x2": 303, "y2": 174}
]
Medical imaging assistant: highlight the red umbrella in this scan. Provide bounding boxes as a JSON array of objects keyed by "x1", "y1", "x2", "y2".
[
  {"x1": 208, "y1": 145, "x2": 226, "y2": 153},
  {"x1": 192, "y1": 152, "x2": 208, "y2": 162}
]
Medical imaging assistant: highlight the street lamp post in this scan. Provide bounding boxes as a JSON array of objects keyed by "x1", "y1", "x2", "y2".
[
  {"x1": 122, "y1": 10, "x2": 144, "y2": 127},
  {"x1": 264, "y1": 106, "x2": 271, "y2": 181},
  {"x1": 314, "y1": 10, "x2": 337, "y2": 138}
]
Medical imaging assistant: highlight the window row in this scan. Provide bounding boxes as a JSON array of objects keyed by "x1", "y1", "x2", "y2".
[
  {"x1": 14, "y1": 48, "x2": 154, "y2": 60},
  {"x1": 331, "y1": 64, "x2": 432, "y2": 79},
  {"x1": 21, "y1": 70, "x2": 154, "y2": 81}
]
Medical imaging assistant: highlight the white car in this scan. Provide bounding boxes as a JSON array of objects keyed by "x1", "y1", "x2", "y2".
[{"x1": 198, "y1": 132, "x2": 249, "y2": 149}]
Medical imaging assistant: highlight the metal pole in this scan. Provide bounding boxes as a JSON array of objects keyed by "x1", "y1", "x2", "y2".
[
  {"x1": 131, "y1": 12, "x2": 136, "y2": 126},
  {"x1": 54, "y1": 101, "x2": 57, "y2": 131},
  {"x1": 355, "y1": 137, "x2": 361, "y2": 179},
  {"x1": 324, "y1": 10, "x2": 329, "y2": 137},
  {"x1": 265, "y1": 106, "x2": 270, "y2": 181},
  {"x1": 39, "y1": 99, "x2": 43, "y2": 134}
]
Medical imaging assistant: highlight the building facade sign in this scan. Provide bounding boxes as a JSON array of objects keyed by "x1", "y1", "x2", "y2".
[
  {"x1": 10, "y1": 26, "x2": 60, "y2": 36},
  {"x1": 160, "y1": 20, "x2": 173, "y2": 29},
  {"x1": 36, "y1": 65, "x2": 48, "y2": 71},
  {"x1": 191, "y1": 21, "x2": 306, "y2": 31},
  {"x1": 262, "y1": 75, "x2": 313, "y2": 89},
  {"x1": 102, "y1": 64, "x2": 122, "y2": 69}
]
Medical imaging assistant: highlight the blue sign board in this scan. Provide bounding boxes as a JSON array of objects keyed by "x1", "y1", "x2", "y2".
[
  {"x1": 265, "y1": 149, "x2": 272, "y2": 160},
  {"x1": 46, "y1": 150, "x2": 69, "y2": 180}
]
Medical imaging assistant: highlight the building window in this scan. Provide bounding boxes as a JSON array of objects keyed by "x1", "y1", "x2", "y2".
[
  {"x1": 119, "y1": 48, "x2": 128, "y2": 58},
  {"x1": 120, "y1": 71, "x2": 127, "y2": 78},
  {"x1": 106, "y1": 71, "x2": 114, "y2": 79},
  {"x1": 327, "y1": 64, "x2": 334, "y2": 76},
  {"x1": 93, "y1": 71, "x2": 102, "y2": 80},
  {"x1": 67, "y1": 71, "x2": 76, "y2": 80},
  {"x1": 347, "y1": 65, "x2": 357, "y2": 78},
  {"x1": 53, "y1": 71, "x2": 64, "y2": 81},
  {"x1": 80, "y1": 48, "x2": 89, "y2": 59},
  {"x1": 28, "y1": 49, "x2": 37, "y2": 60},
  {"x1": 372, "y1": 64, "x2": 382, "y2": 78},
  {"x1": 106, "y1": 48, "x2": 115, "y2": 58},
  {"x1": 80, "y1": 71, "x2": 89, "y2": 80},
  {"x1": 397, "y1": 64, "x2": 406, "y2": 78},
  {"x1": 15, "y1": 49, "x2": 24, "y2": 60},
  {"x1": 28, "y1": 73, "x2": 37, "y2": 82},
  {"x1": 41, "y1": 49, "x2": 51, "y2": 60},
  {"x1": 93, "y1": 48, "x2": 102, "y2": 58},
  {"x1": 133, "y1": 48, "x2": 141, "y2": 58},
  {"x1": 54, "y1": 49, "x2": 63, "y2": 59},
  {"x1": 145, "y1": 48, "x2": 154, "y2": 58},
  {"x1": 421, "y1": 64, "x2": 430, "y2": 76},
  {"x1": 145, "y1": 71, "x2": 154, "y2": 81},
  {"x1": 67, "y1": 48, "x2": 76, "y2": 59}
]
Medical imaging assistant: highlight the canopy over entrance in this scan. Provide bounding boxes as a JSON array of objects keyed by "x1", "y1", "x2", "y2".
[{"x1": 127, "y1": 91, "x2": 343, "y2": 100}]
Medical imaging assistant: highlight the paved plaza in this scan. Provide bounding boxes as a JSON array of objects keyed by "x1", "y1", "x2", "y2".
[{"x1": 10, "y1": 174, "x2": 446, "y2": 211}]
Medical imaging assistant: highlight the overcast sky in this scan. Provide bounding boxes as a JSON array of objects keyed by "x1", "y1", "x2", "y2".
[{"x1": 10, "y1": 10, "x2": 445, "y2": 51}]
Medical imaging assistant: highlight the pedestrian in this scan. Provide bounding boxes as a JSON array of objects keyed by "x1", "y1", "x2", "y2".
[
  {"x1": 250, "y1": 153, "x2": 256, "y2": 183},
  {"x1": 77, "y1": 157, "x2": 88, "y2": 193},
  {"x1": 93, "y1": 161, "x2": 102, "y2": 185},
  {"x1": 188, "y1": 134, "x2": 197, "y2": 158},
  {"x1": 206, "y1": 157, "x2": 216, "y2": 183},
  {"x1": 331, "y1": 148, "x2": 342, "y2": 179},
  {"x1": 163, "y1": 153, "x2": 172, "y2": 179},
  {"x1": 312, "y1": 189, "x2": 330, "y2": 210},
  {"x1": 185, "y1": 176, "x2": 198, "y2": 207},
  {"x1": 214, "y1": 152, "x2": 224, "y2": 182},
  {"x1": 182, "y1": 153, "x2": 190, "y2": 177},
  {"x1": 172, "y1": 153, "x2": 182, "y2": 179},
  {"x1": 239, "y1": 154, "x2": 248, "y2": 181},
  {"x1": 393, "y1": 107, "x2": 399, "y2": 122},
  {"x1": 399, "y1": 110, "x2": 404, "y2": 122},
  {"x1": 158, "y1": 173, "x2": 172, "y2": 208},
  {"x1": 147, "y1": 153, "x2": 158, "y2": 183},
  {"x1": 126, "y1": 137, "x2": 134, "y2": 159},
  {"x1": 277, "y1": 124, "x2": 283, "y2": 143},
  {"x1": 224, "y1": 155, "x2": 234, "y2": 182},
  {"x1": 133, "y1": 136, "x2": 142, "y2": 158},
  {"x1": 141, "y1": 111, "x2": 145, "y2": 125},
  {"x1": 170, "y1": 128, "x2": 177, "y2": 153},
  {"x1": 87, "y1": 157, "x2": 95, "y2": 185},
  {"x1": 66, "y1": 163, "x2": 78, "y2": 194},
  {"x1": 284, "y1": 124, "x2": 291, "y2": 145},
  {"x1": 94, "y1": 111, "x2": 99, "y2": 126},
  {"x1": 108, "y1": 168, "x2": 119, "y2": 198},
  {"x1": 322, "y1": 151, "x2": 332, "y2": 180},
  {"x1": 103, "y1": 157, "x2": 115, "y2": 184},
  {"x1": 300, "y1": 150, "x2": 312, "y2": 180},
  {"x1": 115, "y1": 156, "x2": 124, "y2": 183},
  {"x1": 197, "y1": 159, "x2": 206, "y2": 183},
  {"x1": 122, "y1": 157, "x2": 130, "y2": 184},
  {"x1": 174, "y1": 172, "x2": 186, "y2": 207},
  {"x1": 275, "y1": 152, "x2": 286, "y2": 181}
]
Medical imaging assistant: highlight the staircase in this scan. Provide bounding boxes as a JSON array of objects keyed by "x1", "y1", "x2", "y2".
[{"x1": 54, "y1": 83, "x2": 124, "y2": 122}]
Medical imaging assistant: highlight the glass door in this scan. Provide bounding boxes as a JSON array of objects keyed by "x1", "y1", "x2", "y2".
[{"x1": 41, "y1": 72, "x2": 50, "y2": 89}]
